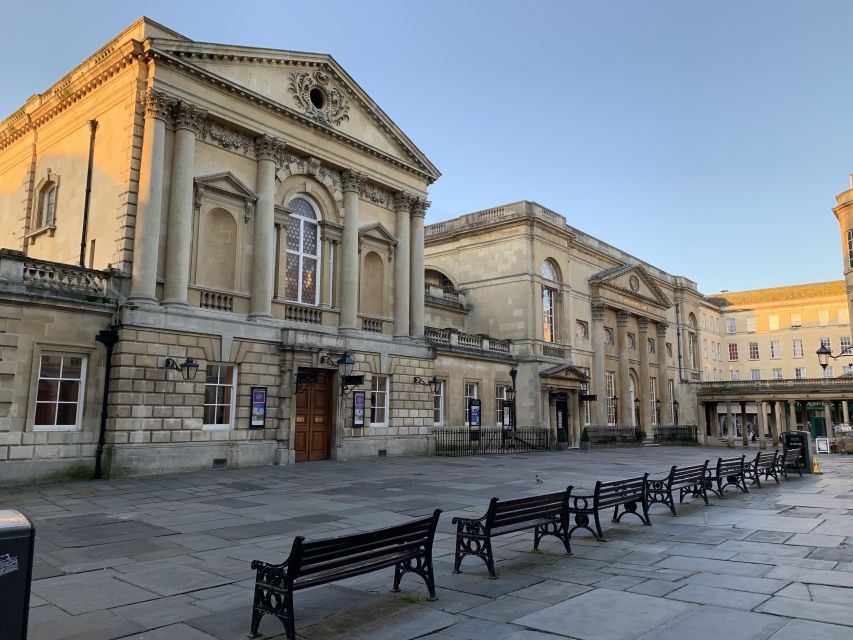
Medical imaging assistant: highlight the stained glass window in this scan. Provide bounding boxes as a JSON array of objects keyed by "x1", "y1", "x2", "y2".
[{"x1": 284, "y1": 196, "x2": 321, "y2": 304}]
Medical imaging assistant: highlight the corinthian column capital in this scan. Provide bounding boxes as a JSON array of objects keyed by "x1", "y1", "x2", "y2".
[
  {"x1": 591, "y1": 302, "x2": 607, "y2": 321},
  {"x1": 410, "y1": 197, "x2": 430, "y2": 218},
  {"x1": 254, "y1": 134, "x2": 285, "y2": 163},
  {"x1": 616, "y1": 309, "x2": 630, "y2": 327},
  {"x1": 341, "y1": 169, "x2": 366, "y2": 193},
  {"x1": 637, "y1": 317, "x2": 650, "y2": 333},
  {"x1": 656, "y1": 322, "x2": 669, "y2": 338},
  {"x1": 393, "y1": 191, "x2": 415, "y2": 213},
  {"x1": 139, "y1": 89, "x2": 173, "y2": 121},
  {"x1": 173, "y1": 101, "x2": 207, "y2": 135}
]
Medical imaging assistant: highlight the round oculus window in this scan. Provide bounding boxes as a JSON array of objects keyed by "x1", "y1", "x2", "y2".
[
  {"x1": 604, "y1": 328, "x2": 613, "y2": 344},
  {"x1": 309, "y1": 87, "x2": 326, "y2": 110},
  {"x1": 629, "y1": 275, "x2": 640, "y2": 292}
]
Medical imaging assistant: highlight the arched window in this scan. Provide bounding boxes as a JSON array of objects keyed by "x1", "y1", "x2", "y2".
[
  {"x1": 540, "y1": 259, "x2": 560, "y2": 343},
  {"x1": 285, "y1": 196, "x2": 321, "y2": 305},
  {"x1": 37, "y1": 182, "x2": 57, "y2": 229}
]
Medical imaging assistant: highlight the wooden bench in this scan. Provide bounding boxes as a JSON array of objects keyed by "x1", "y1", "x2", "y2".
[
  {"x1": 706, "y1": 455, "x2": 748, "y2": 497},
  {"x1": 646, "y1": 461, "x2": 709, "y2": 516},
  {"x1": 777, "y1": 447, "x2": 803, "y2": 479},
  {"x1": 249, "y1": 510, "x2": 441, "y2": 639},
  {"x1": 452, "y1": 491, "x2": 569, "y2": 578},
  {"x1": 565, "y1": 474, "x2": 651, "y2": 543},
  {"x1": 744, "y1": 450, "x2": 779, "y2": 488}
]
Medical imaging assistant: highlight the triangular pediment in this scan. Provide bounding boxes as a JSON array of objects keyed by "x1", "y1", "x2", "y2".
[
  {"x1": 151, "y1": 39, "x2": 440, "y2": 181},
  {"x1": 539, "y1": 363, "x2": 589, "y2": 382},
  {"x1": 194, "y1": 172, "x2": 257, "y2": 202},
  {"x1": 589, "y1": 263, "x2": 672, "y2": 309},
  {"x1": 359, "y1": 222, "x2": 397, "y2": 246}
]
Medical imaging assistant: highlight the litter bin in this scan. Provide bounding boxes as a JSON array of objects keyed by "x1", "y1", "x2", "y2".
[
  {"x1": 781, "y1": 430, "x2": 813, "y2": 474},
  {"x1": 0, "y1": 510, "x2": 35, "y2": 640}
]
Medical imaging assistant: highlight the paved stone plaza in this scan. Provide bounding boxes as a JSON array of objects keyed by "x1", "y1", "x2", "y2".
[{"x1": 4, "y1": 446, "x2": 853, "y2": 640}]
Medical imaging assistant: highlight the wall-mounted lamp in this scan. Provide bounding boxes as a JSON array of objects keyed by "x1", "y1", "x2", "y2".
[
  {"x1": 321, "y1": 351, "x2": 363, "y2": 395},
  {"x1": 817, "y1": 344, "x2": 853, "y2": 370},
  {"x1": 164, "y1": 357, "x2": 199, "y2": 381},
  {"x1": 673, "y1": 399, "x2": 680, "y2": 426},
  {"x1": 414, "y1": 376, "x2": 443, "y2": 395}
]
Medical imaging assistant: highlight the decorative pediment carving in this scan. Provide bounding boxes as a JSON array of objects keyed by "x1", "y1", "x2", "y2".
[
  {"x1": 539, "y1": 363, "x2": 589, "y2": 388},
  {"x1": 194, "y1": 172, "x2": 257, "y2": 223},
  {"x1": 589, "y1": 263, "x2": 672, "y2": 310},
  {"x1": 288, "y1": 70, "x2": 351, "y2": 127}
]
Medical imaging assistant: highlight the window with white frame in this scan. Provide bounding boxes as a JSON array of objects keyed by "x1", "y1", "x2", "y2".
[
  {"x1": 726, "y1": 318, "x2": 736, "y2": 334},
  {"x1": 34, "y1": 353, "x2": 87, "y2": 430},
  {"x1": 823, "y1": 366, "x2": 834, "y2": 379},
  {"x1": 667, "y1": 380, "x2": 675, "y2": 423},
  {"x1": 495, "y1": 384, "x2": 508, "y2": 426},
  {"x1": 795, "y1": 367, "x2": 806, "y2": 379},
  {"x1": 820, "y1": 337, "x2": 831, "y2": 350},
  {"x1": 728, "y1": 343, "x2": 739, "y2": 361},
  {"x1": 770, "y1": 340, "x2": 781, "y2": 359},
  {"x1": 772, "y1": 368, "x2": 783, "y2": 380},
  {"x1": 792, "y1": 339, "x2": 804, "y2": 358},
  {"x1": 748, "y1": 342, "x2": 759, "y2": 360},
  {"x1": 843, "y1": 364, "x2": 853, "y2": 376},
  {"x1": 848, "y1": 229, "x2": 853, "y2": 268},
  {"x1": 750, "y1": 369, "x2": 761, "y2": 381},
  {"x1": 542, "y1": 287, "x2": 556, "y2": 343},
  {"x1": 464, "y1": 382, "x2": 479, "y2": 426},
  {"x1": 284, "y1": 196, "x2": 321, "y2": 305},
  {"x1": 769, "y1": 314, "x2": 779, "y2": 330},
  {"x1": 790, "y1": 312, "x2": 802, "y2": 327},
  {"x1": 36, "y1": 181, "x2": 58, "y2": 229},
  {"x1": 730, "y1": 370, "x2": 741, "y2": 381},
  {"x1": 842, "y1": 336, "x2": 853, "y2": 355},
  {"x1": 649, "y1": 377, "x2": 658, "y2": 426},
  {"x1": 746, "y1": 317, "x2": 756, "y2": 333},
  {"x1": 606, "y1": 371, "x2": 616, "y2": 426},
  {"x1": 370, "y1": 375, "x2": 389, "y2": 426},
  {"x1": 433, "y1": 380, "x2": 444, "y2": 426},
  {"x1": 204, "y1": 364, "x2": 236, "y2": 428},
  {"x1": 818, "y1": 309, "x2": 829, "y2": 326}
]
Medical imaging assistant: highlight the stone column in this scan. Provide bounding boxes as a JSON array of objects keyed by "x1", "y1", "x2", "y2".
[
  {"x1": 409, "y1": 197, "x2": 428, "y2": 338},
  {"x1": 726, "y1": 401, "x2": 735, "y2": 447},
  {"x1": 656, "y1": 322, "x2": 669, "y2": 422},
  {"x1": 591, "y1": 302, "x2": 607, "y2": 425},
  {"x1": 773, "y1": 400, "x2": 783, "y2": 447},
  {"x1": 758, "y1": 401, "x2": 767, "y2": 449},
  {"x1": 788, "y1": 401, "x2": 797, "y2": 432},
  {"x1": 637, "y1": 318, "x2": 651, "y2": 429},
  {"x1": 129, "y1": 89, "x2": 171, "y2": 304},
  {"x1": 616, "y1": 310, "x2": 631, "y2": 427},
  {"x1": 741, "y1": 401, "x2": 749, "y2": 446},
  {"x1": 571, "y1": 390, "x2": 582, "y2": 446},
  {"x1": 393, "y1": 191, "x2": 412, "y2": 337},
  {"x1": 843, "y1": 400, "x2": 850, "y2": 425},
  {"x1": 823, "y1": 401, "x2": 833, "y2": 438},
  {"x1": 249, "y1": 134, "x2": 283, "y2": 319},
  {"x1": 319, "y1": 235, "x2": 331, "y2": 307},
  {"x1": 339, "y1": 170, "x2": 364, "y2": 329},
  {"x1": 163, "y1": 101, "x2": 206, "y2": 306}
]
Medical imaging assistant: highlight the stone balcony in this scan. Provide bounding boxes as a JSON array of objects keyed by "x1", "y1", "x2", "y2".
[
  {"x1": 424, "y1": 282, "x2": 467, "y2": 311},
  {"x1": 424, "y1": 326, "x2": 512, "y2": 358}
]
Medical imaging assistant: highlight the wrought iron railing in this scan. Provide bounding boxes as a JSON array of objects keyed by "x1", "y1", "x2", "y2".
[
  {"x1": 433, "y1": 427, "x2": 551, "y2": 456},
  {"x1": 584, "y1": 426, "x2": 643, "y2": 444},
  {"x1": 653, "y1": 425, "x2": 698, "y2": 443}
]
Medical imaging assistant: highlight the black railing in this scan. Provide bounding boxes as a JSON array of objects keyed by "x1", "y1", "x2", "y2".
[
  {"x1": 584, "y1": 426, "x2": 643, "y2": 444},
  {"x1": 433, "y1": 427, "x2": 552, "y2": 456},
  {"x1": 653, "y1": 425, "x2": 698, "y2": 443}
]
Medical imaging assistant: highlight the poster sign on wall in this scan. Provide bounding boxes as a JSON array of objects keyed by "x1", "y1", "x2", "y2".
[
  {"x1": 250, "y1": 387, "x2": 267, "y2": 428},
  {"x1": 353, "y1": 391, "x2": 366, "y2": 427}
]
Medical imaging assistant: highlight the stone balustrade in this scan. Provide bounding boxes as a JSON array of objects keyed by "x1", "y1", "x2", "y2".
[
  {"x1": 0, "y1": 249, "x2": 116, "y2": 301},
  {"x1": 424, "y1": 325, "x2": 514, "y2": 356},
  {"x1": 360, "y1": 316, "x2": 385, "y2": 333}
]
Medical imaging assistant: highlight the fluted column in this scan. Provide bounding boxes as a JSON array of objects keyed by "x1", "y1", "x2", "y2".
[
  {"x1": 249, "y1": 134, "x2": 283, "y2": 319},
  {"x1": 616, "y1": 310, "x2": 631, "y2": 427},
  {"x1": 591, "y1": 302, "x2": 607, "y2": 425},
  {"x1": 129, "y1": 89, "x2": 171, "y2": 304},
  {"x1": 409, "y1": 197, "x2": 428, "y2": 337},
  {"x1": 393, "y1": 191, "x2": 412, "y2": 337},
  {"x1": 163, "y1": 101, "x2": 206, "y2": 306},
  {"x1": 340, "y1": 170, "x2": 364, "y2": 329},
  {"x1": 656, "y1": 322, "x2": 669, "y2": 422},
  {"x1": 637, "y1": 317, "x2": 651, "y2": 429}
]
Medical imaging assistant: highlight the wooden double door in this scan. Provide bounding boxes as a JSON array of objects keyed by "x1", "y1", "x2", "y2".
[{"x1": 294, "y1": 370, "x2": 332, "y2": 462}]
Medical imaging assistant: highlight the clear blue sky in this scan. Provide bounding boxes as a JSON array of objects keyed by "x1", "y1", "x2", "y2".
[{"x1": 3, "y1": 0, "x2": 852, "y2": 293}]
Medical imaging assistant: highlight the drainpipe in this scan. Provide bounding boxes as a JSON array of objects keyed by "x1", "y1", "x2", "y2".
[
  {"x1": 79, "y1": 120, "x2": 98, "y2": 267},
  {"x1": 94, "y1": 327, "x2": 119, "y2": 479}
]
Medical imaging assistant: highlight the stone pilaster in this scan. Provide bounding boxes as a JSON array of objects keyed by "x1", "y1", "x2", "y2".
[
  {"x1": 339, "y1": 169, "x2": 365, "y2": 329},
  {"x1": 409, "y1": 197, "x2": 428, "y2": 338},
  {"x1": 656, "y1": 322, "x2": 668, "y2": 422},
  {"x1": 591, "y1": 302, "x2": 607, "y2": 425},
  {"x1": 129, "y1": 89, "x2": 172, "y2": 304},
  {"x1": 249, "y1": 134, "x2": 284, "y2": 319},
  {"x1": 616, "y1": 310, "x2": 631, "y2": 427},
  {"x1": 163, "y1": 101, "x2": 207, "y2": 306},
  {"x1": 637, "y1": 317, "x2": 651, "y2": 429},
  {"x1": 393, "y1": 191, "x2": 412, "y2": 337}
]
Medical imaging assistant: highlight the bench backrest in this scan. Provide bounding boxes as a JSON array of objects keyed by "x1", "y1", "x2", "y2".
[
  {"x1": 754, "y1": 451, "x2": 777, "y2": 467},
  {"x1": 487, "y1": 491, "x2": 566, "y2": 530},
  {"x1": 595, "y1": 474, "x2": 648, "y2": 508},
  {"x1": 783, "y1": 447, "x2": 801, "y2": 464},
  {"x1": 287, "y1": 509, "x2": 441, "y2": 587},
  {"x1": 716, "y1": 455, "x2": 745, "y2": 476},
  {"x1": 670, "y1": 461, "x2": 709, "y2": 486}
]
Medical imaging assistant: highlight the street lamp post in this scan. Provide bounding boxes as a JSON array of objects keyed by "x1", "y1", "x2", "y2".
[{"x1": 508, "y1": 367, "x2": 518, "y2": 437}]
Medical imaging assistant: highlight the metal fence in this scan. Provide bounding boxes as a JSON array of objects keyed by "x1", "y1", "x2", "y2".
[
  {"x1": 433, "y1": 427, "x2": 552, "y2": 456},
  {"x1": 584, "y1": 426, "x2": 642, "y2": 444},
  {"x1": 653, "y1": 425, "x2": 698, "y2": 443}
]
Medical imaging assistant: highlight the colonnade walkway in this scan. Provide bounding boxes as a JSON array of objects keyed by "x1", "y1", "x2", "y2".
[{"x1": 3, "y1": 448, "x2": 853, "y2": 639}]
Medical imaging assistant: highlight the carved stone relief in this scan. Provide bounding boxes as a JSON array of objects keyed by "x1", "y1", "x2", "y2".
[{"x1": 288, "y1": 70, "x2": 351, "y2": 127}]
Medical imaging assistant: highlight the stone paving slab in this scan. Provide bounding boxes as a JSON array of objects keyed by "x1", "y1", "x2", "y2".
[{"x1": 2, "y1": 447, "x2": 852, "y2": 640}]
